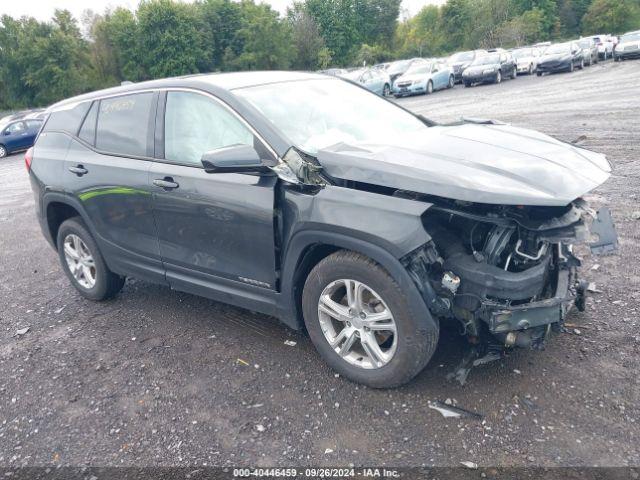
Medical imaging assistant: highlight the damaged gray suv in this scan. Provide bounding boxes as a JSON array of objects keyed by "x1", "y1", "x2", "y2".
[{"x1": 28, "y1": 71, "x2": 617, "y2": 387}]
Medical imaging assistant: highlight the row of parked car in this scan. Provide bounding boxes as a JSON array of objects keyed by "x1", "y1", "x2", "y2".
[{"x1": 321, "y1": 30, "x2": 640, "y2": 98}]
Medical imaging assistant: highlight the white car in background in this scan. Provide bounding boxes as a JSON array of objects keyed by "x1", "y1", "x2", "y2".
[
  {"x1": 591, "y1": 34, "x2": 615, "y2": 59},
  {"x1": 511, "y1": 47, "x2": 539, "y2": 74}
]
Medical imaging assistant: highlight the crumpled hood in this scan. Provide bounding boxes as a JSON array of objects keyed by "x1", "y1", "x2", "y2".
[{"x1": 316, "y1": 123, "x2": 611, "y2": 206}]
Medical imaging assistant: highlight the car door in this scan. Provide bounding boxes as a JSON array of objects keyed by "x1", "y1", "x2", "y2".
[
  {"x1": 3, "y1": 121, "x2": 29, "y2": 151},
  {"x1": 63, "y1": 93, "x2": 165, "y2": 284},
  {"x1": 432, "y1": 63, "x2": 447, "y2": 89},
  {"x1": 150, "y1": 89, "x2": 278, "y2": 293}
]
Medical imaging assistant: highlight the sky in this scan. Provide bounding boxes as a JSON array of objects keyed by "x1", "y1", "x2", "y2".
[{"x1": 0, "y1": 0, "x2": 444, "y2": 23}]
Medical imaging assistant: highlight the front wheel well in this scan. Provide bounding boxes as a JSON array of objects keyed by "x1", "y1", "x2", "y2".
[
  {"x1": 291, "y1": 243, "x2": 342, "y2": 329},
  {"x1": 46, "y1": 202, "x2": 81, "y2": 249}
]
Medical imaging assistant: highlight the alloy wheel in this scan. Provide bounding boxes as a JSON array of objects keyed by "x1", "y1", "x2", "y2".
[
  {"x1": 63, "y1": 234, "x2": 97, "y2": 289},
  {"x1": 318, "y1": 279, "x2": 397, "y2": 369}
]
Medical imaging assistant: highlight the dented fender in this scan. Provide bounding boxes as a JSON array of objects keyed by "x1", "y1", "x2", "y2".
[
  {"x1": 277, "y1": 184, "x2": 436, "y2": 329},
  {"x1": 281, "y1": 185, "x2": 433, "y2": 259}
]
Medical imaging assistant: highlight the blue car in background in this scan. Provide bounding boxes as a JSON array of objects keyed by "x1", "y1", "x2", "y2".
[
  {"x1": 0, "y1": 117, "x2": 43, "y2": 158},
  {"x1": 340, "y1": 68, "x2": 392, "y2": 96},
  {"x1": 392, "y1": 60, "x2": 455, "y2": 97}
]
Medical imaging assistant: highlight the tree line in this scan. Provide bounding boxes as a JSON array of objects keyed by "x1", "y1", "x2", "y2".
[{"x1": 1, "y1": 0, "x2": 639, "y2": 109}]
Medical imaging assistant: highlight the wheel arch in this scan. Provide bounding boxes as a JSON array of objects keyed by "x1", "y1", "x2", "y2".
[
  {"x1": 43, "y1": 193, "x2": 96, "y2": 250},
  {"x1": 279, "y1": 230, "x2": 437, "y2": 333}
]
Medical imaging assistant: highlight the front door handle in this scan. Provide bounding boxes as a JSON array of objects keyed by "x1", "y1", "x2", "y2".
[
  {"x1": 68, "y1": 165, "x2": 88, "y2": 176},
  {"x1": 153, "y1": 177, "x2": 179, "y2": 190}
]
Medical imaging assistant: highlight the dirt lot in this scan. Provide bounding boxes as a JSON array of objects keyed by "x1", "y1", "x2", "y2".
[{"x1": 1, "y1": 59, "x2": 639, "y2": 469}]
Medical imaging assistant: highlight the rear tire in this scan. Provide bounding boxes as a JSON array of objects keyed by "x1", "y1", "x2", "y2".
[
  {"x1": 447, "y1": 75, "x2": 454, "y2": 88},
  {"x1": 536, "y1": 71, "x2": 542, "y2": 77},
  {"x1": 464, "y1": 81, "x2": 471, "y2": 87},
  {"x1": 382, "y1": 83, "x2": 391, "y2": 97},
  {"x1": 302, "y1": 250, "x2": 439, "y2": 388},
  {"x1": 56, "y1": 217, "x2": 125, "y2": 301},
  {"x1": 495, "y1": 70, "x2": 502, "y2": 83}
]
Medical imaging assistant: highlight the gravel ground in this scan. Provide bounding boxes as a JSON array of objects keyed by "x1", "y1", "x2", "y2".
[{"x1": 0, "y1": 59, "x2": 639, "y2": 469}]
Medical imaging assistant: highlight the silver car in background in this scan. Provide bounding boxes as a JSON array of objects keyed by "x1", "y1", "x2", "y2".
[
  {"x1": 577, "y1": 38, "x2": 598, "y2": 65},
  {"x1": 340, "y1": 68, "x2": 392, "y2": 96},
  {"x1": 614, "y1": 30, "x2": 640, "y2": 61},
  {"x1": 511, "y1": 47, "x2": 540, "y2": 74}
]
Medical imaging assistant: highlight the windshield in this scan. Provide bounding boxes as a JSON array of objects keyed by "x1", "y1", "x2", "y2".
[
  {"x1": 235, "y1": 78, "x2": 429, "y2": 154},
  {"x1": 387, "y1": 60, "x2": 411, "y2": 73},
  {"x1": 512, "y1": 49, "x2": 532, "y2": 58},
  {"x1": 450, "y1": 51, "x2": 474, "y2": 62},
  {"x1": 342, "y1": 69, "x2": 364, "y2": 80},
  {"x1": 471, "y1": 54, "x2": 499, "y2": 65},
  {"x1": 621, "y1": 32, "x2": 640, "y2": 42},
  {"x1": 405, "y1": 64, "x2": 431, "y2": 75},
  {"x1": 545, "y1": 43, "x2": 570, "y2": 54}
]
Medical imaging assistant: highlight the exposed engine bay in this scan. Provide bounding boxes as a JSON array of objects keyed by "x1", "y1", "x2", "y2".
[{"x1": 397, "y1": 193, "x2": 616, "y2": 370}]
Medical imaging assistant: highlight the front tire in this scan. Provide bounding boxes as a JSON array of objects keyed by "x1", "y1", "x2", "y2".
[
  {"x1": 57, "y1": 217, "x2": 125, "y2": 301},
  {"x1": 382, "y1": 83, "x2": 391, "y2": 97},
  {"x1": 495, "y1": 70, "x2": 502, "y2": 83},
  {"x1": 302, "y1": 251, "x2": 439, "y2": 388},
  {"x1": 426, "y1": 80, "x2": 433, "y2": 94},
  {"x1": 0, "y1": 145, "x2": 7, "y2": 158},
  {"x1": 579, "y1": 58, "x2": 584, "y2": 70},
  {"x1": 464, "y1": 81, "x2": 471, "y2": 87},
  {"x1": 447, "y1": 75, "x2": 454, "y2": 88}
]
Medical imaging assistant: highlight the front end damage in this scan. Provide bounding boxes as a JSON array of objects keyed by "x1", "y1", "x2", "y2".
[{"x1": 400, "y1": 196, "x2": 617, "y2": 380}]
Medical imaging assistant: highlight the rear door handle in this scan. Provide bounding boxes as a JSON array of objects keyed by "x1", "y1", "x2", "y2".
[
  {"x1": 153, "y1": 177, "x2": 179, "y2": 190},
  {"x1": 68, "y1": 165, "x2": 88, "y2": 176}
]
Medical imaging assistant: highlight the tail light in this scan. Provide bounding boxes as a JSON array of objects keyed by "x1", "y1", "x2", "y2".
[{"x1": 25, "y1": 147, "x2": 33, "y2": 172}]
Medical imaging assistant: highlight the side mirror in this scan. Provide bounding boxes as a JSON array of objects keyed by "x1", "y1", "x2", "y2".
[{"x1": 201, "y1": 144, "x2": 269, "y2": 174}]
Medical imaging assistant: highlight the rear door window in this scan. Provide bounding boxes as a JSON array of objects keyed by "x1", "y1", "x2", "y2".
[{"x1": 96, "y1": 93, "x2": 154, "y2": 157}]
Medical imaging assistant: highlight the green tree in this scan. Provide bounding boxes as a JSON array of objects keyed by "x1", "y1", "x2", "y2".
[
  {"x1": 288, "y1": 2, "x2": 328, "y2": 70},
  {"x1": 136, "y1": 0, "x2": 207, "y2": 79},
  {"x1": 224, "y1": 2, "x2": 291, "y2": 70},
  {"x1": 581, "y1": 0, "x2": 640, "y2": 33}
]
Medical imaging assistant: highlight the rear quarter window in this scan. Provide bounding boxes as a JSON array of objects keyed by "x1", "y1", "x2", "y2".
[{"x1": 43, "y1": 102, "x2": 91, "y2": 136}]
